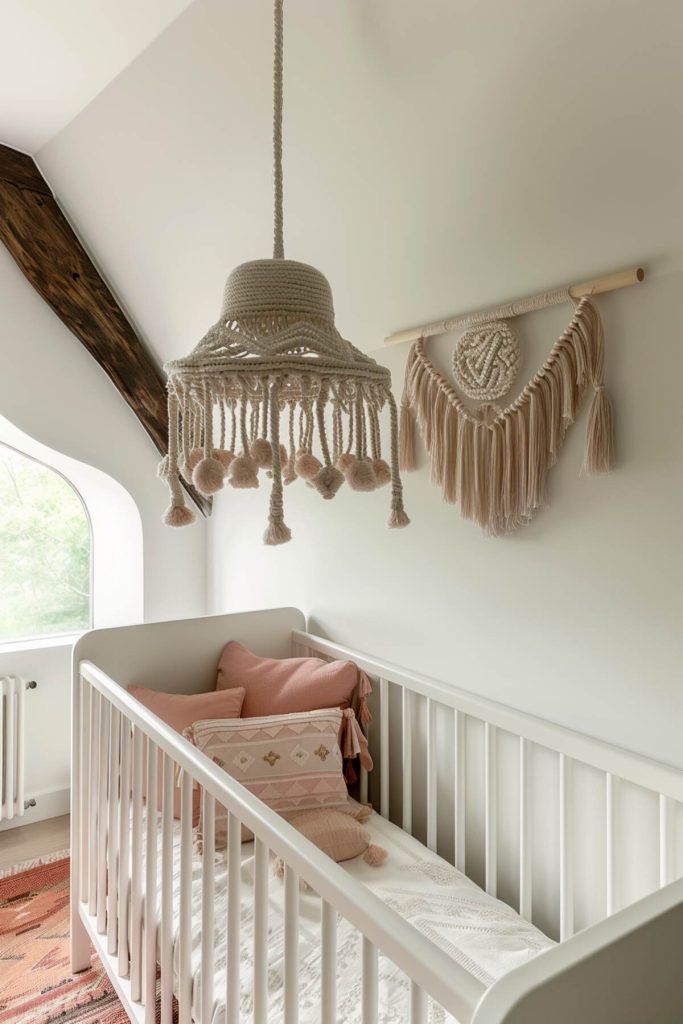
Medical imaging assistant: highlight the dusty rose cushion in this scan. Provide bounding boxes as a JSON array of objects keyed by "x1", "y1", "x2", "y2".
[
  {"x1": 216, "y1": 642, "x2": 359, "y2": 716},
  {"x1": 127, "y1": 685, "x2": 245, "y2": 822},
  {"x1": 185, "y1": 708, "x2": 349, "y2": 846},
  {"x1": 215, "y1": 642, "x2": 373, "y2": 774},
  {"x1": 275, "y1": 806, "x2": 387, "y2": 871}
]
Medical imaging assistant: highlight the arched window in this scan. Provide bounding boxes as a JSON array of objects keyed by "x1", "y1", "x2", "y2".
[{"x1": 0, "y1": 443, "x2": 92, "y2": 643}]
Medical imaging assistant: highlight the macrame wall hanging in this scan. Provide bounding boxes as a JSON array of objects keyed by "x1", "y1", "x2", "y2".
[
  {"x1": 160, "y1": 0, "x2": 408, "y2": 544},
  {"x1": 399, "y1": 294, "x2": 618, "y2": 536}
]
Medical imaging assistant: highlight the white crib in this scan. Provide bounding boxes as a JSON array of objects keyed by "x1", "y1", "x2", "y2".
[{"x1": 70, "y1": 607, "x2": 683, "y2": 1024}]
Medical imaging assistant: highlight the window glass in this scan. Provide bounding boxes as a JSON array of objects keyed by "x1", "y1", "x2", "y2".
[{"x1": 0, "y1": 443, "x2": 91, "y2": 642}]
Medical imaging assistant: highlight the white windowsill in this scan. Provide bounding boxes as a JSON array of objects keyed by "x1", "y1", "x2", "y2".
[{"x1": 0, "y1": 631, "x2": 86, "y2": 655}]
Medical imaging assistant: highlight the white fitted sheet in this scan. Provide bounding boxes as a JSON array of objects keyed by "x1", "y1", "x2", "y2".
[{"x1": 139, "y1": 810, "x2": 553, "y2": 1024}]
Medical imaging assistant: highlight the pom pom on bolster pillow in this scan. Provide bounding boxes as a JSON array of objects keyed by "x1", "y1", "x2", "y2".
[{"x1": 273, "y1": 806, "x2": 387, "y2": 881}]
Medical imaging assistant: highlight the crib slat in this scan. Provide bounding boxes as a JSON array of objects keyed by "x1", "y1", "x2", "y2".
[
  {"x1": 427, "y1": 698, "x2": 437, "y2": 852},
  {"x1": 321, "y1": 900, "x2": 337, "y2": 1024},
  {"x1": 201, "y1": 791, "x2": 216, "y2": 1024},
  {"x1": 606, "y1": 772, "x2": 617, "y2": 916},
  {"x1": 107, "y1": 707, "x2": 121, "y2": 954},
  {"x1": 144, "y1": 739, "x2": 158, "y2": 1022},
  {"x1": 518, "y1": 736, "x2": 531, "y2": 920},
  {"x1": 160, "y1": 755, "x2": 174, "y2": 1024},
  {"x1": 361, "y1": 937, "x2": 378, "y2": 1024},
  {"x1": 88, "y1": 685, "x2": 98, "y2": 914},
  {"x1": 379, "y1": 678, "x2": 390, "y2": 819},
  {"x1": 559, "y1": 754, "x2": 574, "y2": 940},
  {"x1": 253, "y1": 838, "x2": 269, "y2": 1024},
  {"x1": 118, "y1": 717, "x2": 131, "y2": 976},
  {"x1": 484, "y1": 722, "x2": 497, "y2": 897},
  {"x1": 178, "y1": 772, "x2": 193, "y2": 1024},
  {"x1": 410, "y1": 981, "x2": 427, "y2": 1024},
  {"x1": 130, "y1": 726, "x2": 144, "y2": 1001},
  {"x1": 402, "y1": 688, "x2": 413, "y2": 833},
  {"x1": 284, "y1": 865, "x2": 300, "y2": 1024},
  {"x1": 226, "y1": 812, "x2": 241, "y2": 1024},
  {"x1": 454, "y1": 709, "x2": 466, "y2": 873},
  {"x1": 659, "y1": 794, "x2": 676, "y2": 888},
  {"x1": 96, "y1": 698, "x2": 109, "y2": 934},
  {"x1": 80, "y1": 680, "x2": 91, "y2": 904}
]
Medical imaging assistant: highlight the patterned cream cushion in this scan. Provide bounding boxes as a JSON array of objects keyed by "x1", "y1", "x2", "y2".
[{"x1": 184, "y1": 708, "x2": 349, "y2": 845}]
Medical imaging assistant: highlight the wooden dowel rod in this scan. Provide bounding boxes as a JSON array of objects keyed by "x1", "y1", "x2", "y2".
[{"x1": 384, "y1": 266, "x2": 645, "y2": 346}]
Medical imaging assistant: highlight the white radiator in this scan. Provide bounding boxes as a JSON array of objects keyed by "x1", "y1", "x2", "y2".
[{"x1": 0, "y1": 676, "x2": 36, "y2": 822}]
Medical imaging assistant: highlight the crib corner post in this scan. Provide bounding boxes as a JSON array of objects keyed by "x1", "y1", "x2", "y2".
[{"x1": 70, "y1": 666, "x2": 90, "y2": 973}]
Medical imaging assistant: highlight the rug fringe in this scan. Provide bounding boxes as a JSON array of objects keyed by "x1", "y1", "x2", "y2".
[{"x1": 0, "y1": 847, "x2": 70, "y2": 879}]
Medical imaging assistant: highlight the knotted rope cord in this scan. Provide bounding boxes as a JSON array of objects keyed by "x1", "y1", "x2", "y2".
[{"x1": 273, "y1": 0, "x2": 285, "y2": 260}]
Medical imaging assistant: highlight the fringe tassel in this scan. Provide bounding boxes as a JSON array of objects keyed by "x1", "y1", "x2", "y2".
[
  {"x1": 399, "y1": 400, "x2": 416, "y2": 472},
  {"x1": 584, "y1": 386, "x2": 615, "y2": 473}
]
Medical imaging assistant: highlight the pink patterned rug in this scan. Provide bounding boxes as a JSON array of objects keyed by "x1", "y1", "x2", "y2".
[{"x1": 0, "y1": 856, "x2": 135, "y2": 1024}]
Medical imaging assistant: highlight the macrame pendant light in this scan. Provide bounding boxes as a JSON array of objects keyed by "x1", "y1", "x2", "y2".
[{"x1": 161, "y1": 0, "x2": 408, "y2": 544}]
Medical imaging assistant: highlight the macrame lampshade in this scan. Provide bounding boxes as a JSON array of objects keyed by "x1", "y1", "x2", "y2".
[{"x1": 160, "y1": 0, "x2": 408, "y2": 544}]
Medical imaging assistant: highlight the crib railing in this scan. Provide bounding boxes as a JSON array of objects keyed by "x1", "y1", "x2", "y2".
[
  {"x1": 292, "y1": 630, "x2": 683, "y2": 939},
  {"x1": 72, "y1": 659, "x2": 488, "y2": 1024}
]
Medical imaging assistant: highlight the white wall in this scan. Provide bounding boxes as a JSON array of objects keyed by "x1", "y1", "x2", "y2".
[
  {"x1": 0, "y1": 244, "x2": 206, "y2": 825},
  {"x1": 18, "y1": 0, "x2": 682, "y2": 904}
]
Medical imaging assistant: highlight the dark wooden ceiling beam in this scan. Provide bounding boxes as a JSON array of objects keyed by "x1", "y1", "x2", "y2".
[{"x1": 0, "y1": 143, "x2": 209, "y2": 515}]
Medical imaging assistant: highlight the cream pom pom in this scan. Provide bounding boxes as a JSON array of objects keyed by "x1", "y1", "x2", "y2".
[
  {"x1": 181, "y1": 448, "x2": 202, "y2": 482},
  {"x1": 250, "y1": 437, "x2": 273, "y2": 468},
  {"x1": 212, "y1": 448, "x2": 235, "y2": 474},
  {"x1": 371, "y1": 458, "x2": 392, "y2": 487},
  {"x1": 345, "y1": 457, "x2": 377, "y2": 492},
  {"x1": 228, "y1": 455, "x2": 259, "y2": 489},
  {"x1": 295, "y1": 451, "x2": 323, "y2": 480},
  {"x1": 311, "y1": 465, "x2": 344, "y2": 500},
  {"x1": 336, "y1": 452, "x2": 355, "y2": 473},
  {"x1": 163, "y1": 504, "x2": 196, "y2": 527},
  {"x1": 193, "y1": 457, "x2": 225, "y2": 496}
]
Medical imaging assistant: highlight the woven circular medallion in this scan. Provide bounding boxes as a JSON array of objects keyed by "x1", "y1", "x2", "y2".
[{"x1": 452, "y1": 320, "x2": 520, "y2": 401}]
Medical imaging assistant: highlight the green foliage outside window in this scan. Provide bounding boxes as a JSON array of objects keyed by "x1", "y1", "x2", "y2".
[{"x1": 0, "y1": 444, "x2": 91, "y2": 643}]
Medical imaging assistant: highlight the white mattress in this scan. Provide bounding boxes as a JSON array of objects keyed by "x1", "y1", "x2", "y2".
[{"x1": 143, "y1": 812, "x2": 553, "y2": 1024}]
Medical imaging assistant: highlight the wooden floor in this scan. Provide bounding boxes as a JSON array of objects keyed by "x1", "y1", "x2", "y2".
[{"x1": 0, "y1": 814, "x2": 70, "y2": 872}]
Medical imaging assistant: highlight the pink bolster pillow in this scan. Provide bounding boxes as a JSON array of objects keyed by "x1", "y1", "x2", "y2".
[
  {"x1": 215, "y1": 641, "x2": 373, "y2": 774},
  {"x1": 127, "y1": 684, "x2": 246, "y2": 823}
]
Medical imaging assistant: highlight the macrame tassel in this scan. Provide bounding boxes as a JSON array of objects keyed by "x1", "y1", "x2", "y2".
[
  {"x1": 584, "y1": 386, "x2": 615, "y2": 473},
  {"x1": 584, "y1": 305, "x2": 615, "y2": 474},
  {"x1": 193, "y1": 383, "x2": 225, "y2": 496},
  {"x1": 357, "y1": 670, "x2": 373, "y2": 727},
  {"x1": 229, "y1": 398, "x2": 259, "y2": 488},
  {"x1": 264, "y1": 381, "x2": 292, "y2": 545},
  {"x1": 163, "y1": 391, "x2": 196, "y2": 527},
  {"x1": 399, "y1": 399, "x2": 417, "y2": 472},
  {"x1": 387, "y1": 391, "x2": 410, "y2": 528}
]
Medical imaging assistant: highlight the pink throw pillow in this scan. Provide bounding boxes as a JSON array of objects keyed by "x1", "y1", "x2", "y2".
[
  {"x1": 128, "y1": 685, "x2": 245, "y2": 822},
  {"x1": 185, "y1": 708, "x2": 350, "y2": 846},
  {"x1": 215, "y1": 642, "x2": 373, "y2": 775}
]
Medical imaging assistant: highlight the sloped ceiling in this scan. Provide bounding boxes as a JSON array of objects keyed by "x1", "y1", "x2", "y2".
[
  {"x1": 0, "y1": 0, "x2": 195, "y2": 151},
  {"x1": 24, "y1": 0, "x2": 683, "y2": 369}
]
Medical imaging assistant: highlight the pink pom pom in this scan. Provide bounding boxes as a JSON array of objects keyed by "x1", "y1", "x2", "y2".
[
  {"x1": 346, "y1": 457, "x2": 377, "y2": 492},
  {"x1": 363, "y1": 843, "x2": 388, "y2": 867},
  {"x1": 372, "y1": 458, "x2": 392, "y2": 487},
  {"x1": 311, "y1": 465, "x2": 344, "y2": 500},
  {"x1": 295, "y1": 451, "x2": 323, "y2": 480},
  {"x1": 250, "y1": 437, "x2": 273, "y2": 468},
  {"x1": 228, "y1": 455, "x2": 259, "y2": 489},
  {"x1": 212, "y1": 449, "x2": 235, "y2": 474},
  {"x1": 336, "y1": 453, "x2": 355, "y2": 472},
  {"x1": 193, "y1": 457, "x2": 225, "y2": 496}
]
